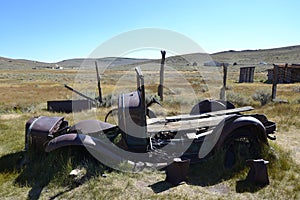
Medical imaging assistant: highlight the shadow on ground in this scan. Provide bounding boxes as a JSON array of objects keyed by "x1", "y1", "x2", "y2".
[
  {"x1": 149, "y1": 154, "x2": 268, "y2": 194},
  {"x1": 0, "y1": 146, "x2": 106, "y2": 200},
  {"x1": 1, "y1": 148, "x2": 272, "y2": 197},
  {"x1": 236, "y1": 180, "x2": 268, "y2": 193},
  {"x1": 149, "y1": 181, "x2": 174, "y2": 193}
]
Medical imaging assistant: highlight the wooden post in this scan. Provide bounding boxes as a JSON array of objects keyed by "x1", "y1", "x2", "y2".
[
  {"x1": 135, "y1": 67, "x2": 146, "y2": 113},
  {"x1": 158, "y1": 50, "x2": 166, "y2": 101},
  {"x1": 272, "y1": 64, "x2": 279, "y2": 100},
  {"x1": 223, "y1": 63, "x2": 227, "y2": 89},
  {"x1": 220, "y1": 63, "x2": 227, "y2": 100},
  {"x1": 95, "y1": 61, "x2": 102, "y2": 104}
]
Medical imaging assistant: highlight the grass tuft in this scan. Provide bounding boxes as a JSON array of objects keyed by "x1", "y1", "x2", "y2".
[
  {"x1": 226, "y1": 92, "x2": 251, "y2": 107},
  {"x1": 252, "y1": 90, "x2": 271, "y2": 106}
]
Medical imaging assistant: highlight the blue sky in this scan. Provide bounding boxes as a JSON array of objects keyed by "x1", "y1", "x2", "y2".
[{"x1": 0, "y1": 0, "x2": 299, "y2": 62}]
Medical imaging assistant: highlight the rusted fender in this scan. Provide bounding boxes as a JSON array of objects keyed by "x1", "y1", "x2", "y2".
[
  {"x1": 69, "y1": 120, "x2": 116, "y2": 134},
  {"x1": 45, "y1": 133, "x2": 168, "y2": 171},
  {"x1": 45, "y1": 133, "x2": 127, "y2": 165},
  {"x1": 45, "y1": 133, "x2": 94, "y2": 152},
  {"x1": 214, "y1": 115, "x2": 268, "y2": 150},
  {"x1": 45, "y1": 133, "x2": 122, "y2": 158},
  {"x1": 197, "y1": 115, "x2": 268, "y2": 159}
]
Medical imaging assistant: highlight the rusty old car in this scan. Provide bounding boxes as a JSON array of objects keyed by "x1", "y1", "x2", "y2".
[{"x1": 25, "y1": 67, "x2": 276, "y2": 170}]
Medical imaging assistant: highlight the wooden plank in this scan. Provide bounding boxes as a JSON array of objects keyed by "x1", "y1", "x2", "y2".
[
  {"x1": 147, "y1": 117, "x2": 165, "y2": 125},
  {"x1": 165, "y1": 106, "x2": 253, "y2": 122},
  {"x1": 186, "y1": 130, "x2": 213, "y2": 140},
  {"x1": 147, "y1": 115, "x2": 230, "y2": 134}
]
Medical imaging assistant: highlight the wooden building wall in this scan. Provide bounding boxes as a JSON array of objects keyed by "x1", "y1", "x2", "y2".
[
  {"x1": 267, "y1": 64, "x2": 300, "y2": 83},
  {"x1": 239, "y1": 66, "x2": 255, "y2": 83}
]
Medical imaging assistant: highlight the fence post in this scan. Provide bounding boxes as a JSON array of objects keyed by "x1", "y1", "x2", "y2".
[
  {"x1": 271, "y1": 64, "x2": 279, "y2": 100},
  {"x1": 158, "y1": 50, "x2": 166, "y2": 101},
  {"x1": 95, "y1": 61, "x2": 102, "y2": 104},
  {"x1": 220, "y1": 63, "x2": 227, "y2": 100}
]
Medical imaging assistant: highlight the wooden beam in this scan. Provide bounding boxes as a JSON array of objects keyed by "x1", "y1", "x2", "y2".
[
  {"x1": 158, "y1": 50, "x2": 166, "y2": 101},
  {"x1": 220, "y1": 63, "x2": 227, "y2": 100},
  {"x1": 165, "y1": 106, "x2": 253, "y2": 122},
  {"x1": 95, "y1": 61, "x2": 102, "y2": 104},
  {"x1": 147, "y1": 115, "x2": 227, "y2": 135},
  {"x1": 272, "y1": 64, "x2": 279, "y2": 100}
]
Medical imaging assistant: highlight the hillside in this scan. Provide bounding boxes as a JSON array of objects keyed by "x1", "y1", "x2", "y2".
[
  {"x1": 57, "y1": 57, "x2": 150, "y2": 68},
  {"x1": 0, "y1": 56, "x2": 151, "y2": 70},
  {"x1": 163, "y1": 45, "x2": 300, "y2": 67},
  {"x1": 1, "y1": 45, "x2": 300, "y2": 70},
  {"x1": 211, "y1": 45, "x2": 300, "y2": 65}
]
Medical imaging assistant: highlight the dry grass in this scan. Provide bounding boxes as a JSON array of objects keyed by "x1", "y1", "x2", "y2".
[{"x1": 0, "y1": 66, "x2": 299, "y2": 199}]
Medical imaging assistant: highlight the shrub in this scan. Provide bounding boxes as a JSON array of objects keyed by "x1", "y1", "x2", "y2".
[
  {"x1": 226, "y1": 92, "x2": 251, "y2": 107},
  {"x1": 295, "y1": 98, "x2": 300, "y2": 104},
  {"x1": 293, "y1": 86, "x2": 300, "y2": 93},
  {"x1": 101, "y1": 94, "x2": 114, "y2": 107},
  {"x1": 199, "y1": 85, "x2": 208, "y2": 93},
  {"x1": 252, "y1": 90, "x2": 271, "y2": 106}
]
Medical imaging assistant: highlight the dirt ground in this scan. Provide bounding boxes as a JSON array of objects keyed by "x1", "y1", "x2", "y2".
[{"x1": 276, "y1": 127, "x2": 300, "y2": 164}]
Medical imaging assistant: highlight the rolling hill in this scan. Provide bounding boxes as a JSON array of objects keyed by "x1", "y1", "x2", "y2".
[
  {"x1": 211, "y1": 45, "x2": 300, "y2": 65},
  {"x1": 1, "y1": 45, "x2": 300, "y2": 70}
]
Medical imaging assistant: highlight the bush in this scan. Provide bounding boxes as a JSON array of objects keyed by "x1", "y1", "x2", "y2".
[
  {"x1": 293, "y1": 86, "x2": 300, "y2": 93},
  {"x1": 199, "y1": 85, "x2": 208, "y2": 93},
  {"x1": 226, "y1": 92, "x2": 251, "y2": 107},
  {"x1": 101, "y1": 94, "x2": 114, "y2": 107},
  {"x1": 252, "y1": 90, "x2": 271, "y2": 106},
  {"x1": 295, "y1": 98, "x2": 300, "y2": 104}
]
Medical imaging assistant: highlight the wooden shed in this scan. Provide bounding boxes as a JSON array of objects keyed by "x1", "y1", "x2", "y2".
[
  {"x1": 239, "y1": 66, "x2": 255, "y2": 83},
  {"x1": 267, "y1": 64, "x2": 300, "y2": 83}
]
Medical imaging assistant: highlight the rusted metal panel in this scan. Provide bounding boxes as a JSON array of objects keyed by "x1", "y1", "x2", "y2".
[
  {"x1": 69, "y1": 120, "x2": 116, "y2": 134},
  {"x1": 47, "y1": 99, "x2": 92, "y2": 113},
  {"x1": 25, "y1": 116, "x2": 67, "y2": 151},
  {"x1": 246, "y1": 159, "x2": 270, "y2": 186},
  {"x1": 118, "y1": 91, "x2": 147, "y2": 148},
  {"x1": 165, "y1": 158, "x2": 190, "y2": 185}
]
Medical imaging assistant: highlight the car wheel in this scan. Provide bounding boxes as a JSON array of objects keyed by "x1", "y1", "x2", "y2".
[{"x1": 223, "y1": 128, "x2": 262, "y2": 169}]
